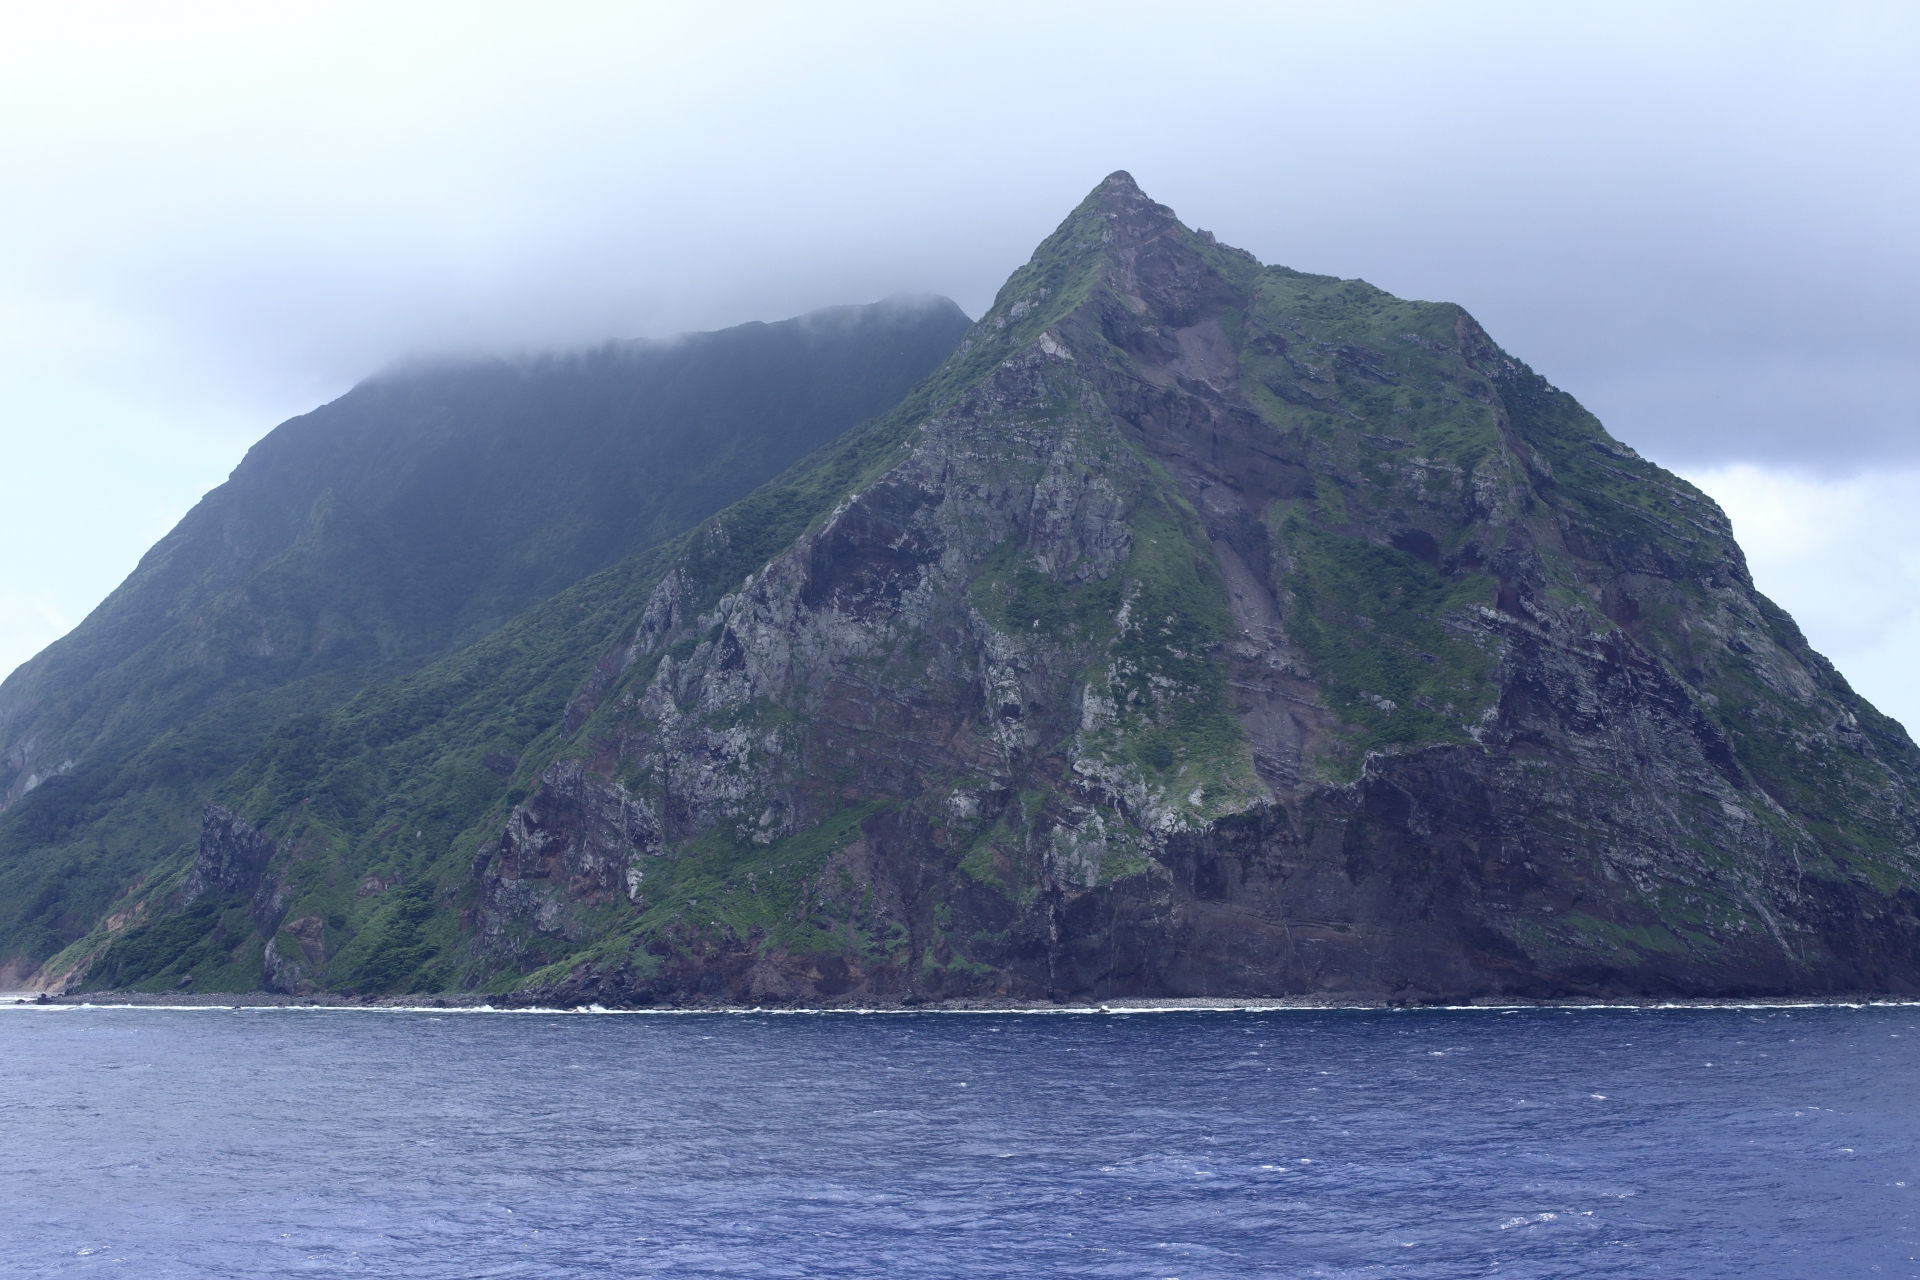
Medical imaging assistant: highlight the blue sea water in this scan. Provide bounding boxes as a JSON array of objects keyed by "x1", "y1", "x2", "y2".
[{"x1": 0, "y1": 1003, "x2": 1915, "y2": 1278}]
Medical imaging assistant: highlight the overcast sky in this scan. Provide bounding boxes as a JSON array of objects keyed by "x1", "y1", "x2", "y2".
[{"x1": 2, "y1": 1, "x2": 1915, "y2": 725}]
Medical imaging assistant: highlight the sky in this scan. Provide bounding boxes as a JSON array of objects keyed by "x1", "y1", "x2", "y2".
[{"x1": 1, "y1": 1, "x2": 1915, "y2": 726}]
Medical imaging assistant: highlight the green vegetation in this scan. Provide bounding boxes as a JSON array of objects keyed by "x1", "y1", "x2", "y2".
[
  {"x1": 331, "y1": 881, "x2": 444, "y2": 993},
  {"x1": 968, "y1": 537, "x2": 1123, "y2": 641},
  {"x1": 1099, "y1": 497, "x2": 1250, "y2": 782},
  {"x1": 89, "y1": 893, "x2": 262, "y2": 992},
  {"x1": 638, "y1": 801, "x2": 884, "y2": 947},
  {"x1": 1277, "y1": 513, "x2": 1498, "y2": 771},
  {"x1": 0, "y1": 300, "x2": 968, "y2": 975},
  {"x1": 515, "y1": 800, "x2": 893, "y2": 987}
]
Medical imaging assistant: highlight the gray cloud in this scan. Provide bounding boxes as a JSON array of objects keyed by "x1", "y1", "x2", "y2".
[{"x1": 1, "y1": 0, "x2": 1915, "y2": 677}]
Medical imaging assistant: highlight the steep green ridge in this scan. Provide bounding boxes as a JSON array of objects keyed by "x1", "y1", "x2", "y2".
[
  {"x1": 51, "y1": 174, "x2": 1920, "y2": 1001},
  {"x1": 50, "y1": 372, "x2": 968, "y2": 993},
  {"x1": 52, "y1": 323, "x2": 1047, "y2": 993},
  {"x1": 0, "y1": 296, "x2": 970, "y2": 980}
]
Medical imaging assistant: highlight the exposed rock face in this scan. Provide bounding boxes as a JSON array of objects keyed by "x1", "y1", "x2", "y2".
[
  {"x1": 479, "y1": 173, "x2": 1920, "y2": 1004},
  {"x1": 481, "y1": 759, "x2": 662, "y2": 959},
  {"x1": 187, "y1": 805, "x2": 300, "y2": 970},
  {"x1": 184, "y1": 805, "x2": 278, "y2": 908},
  {"x1": 263, "y1": 914, "x2": 328, "y2": 995}
]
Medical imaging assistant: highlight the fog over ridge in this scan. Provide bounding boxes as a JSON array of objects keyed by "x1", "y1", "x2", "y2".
[
  {"x1": 358, "y1": 293, "x2": 969, "y2": 389},
  {"x1": 1, "y1": 0, "x2": 1914, "y2": 723}
]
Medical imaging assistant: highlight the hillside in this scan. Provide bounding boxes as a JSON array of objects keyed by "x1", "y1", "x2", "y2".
[
  {"x1": 0, "y1": 296, "x2": 970, "y2": 980},
  {"x1": 50, "y1": 175, "x2": 1920, "y2": 1002}
]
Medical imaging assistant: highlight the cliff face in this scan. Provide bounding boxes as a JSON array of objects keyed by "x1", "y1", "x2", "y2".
[{"x1": 478, "y1": 174, "x2": 1920, "y2": 1002}]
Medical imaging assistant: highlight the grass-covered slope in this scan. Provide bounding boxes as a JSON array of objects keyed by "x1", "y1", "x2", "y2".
[
  {"x1": 57, "y1": 357, "x2": 985, "y2": 994},
  {"x1": 0, "y1": 296, "x2": 970, "y2": 981}
]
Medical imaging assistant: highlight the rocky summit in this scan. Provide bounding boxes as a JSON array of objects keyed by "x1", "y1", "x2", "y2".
[{"x1": 22, "y1": 174, "x2": 1920, "y2": 1003}]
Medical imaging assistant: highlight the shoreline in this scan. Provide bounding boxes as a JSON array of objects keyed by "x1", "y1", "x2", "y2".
[{"x1": 5, "y1": 990, "x2": 1916, "y2": 1014}]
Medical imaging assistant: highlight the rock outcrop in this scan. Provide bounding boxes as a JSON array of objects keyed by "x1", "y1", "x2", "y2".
[{"x1": 183, "y1": 805, "x2": 278, "y2": 907}]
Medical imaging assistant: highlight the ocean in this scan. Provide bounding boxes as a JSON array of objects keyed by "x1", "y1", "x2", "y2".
[{"x1": 2, "y1": 1002, "x2": 1914, "y2": 1277}]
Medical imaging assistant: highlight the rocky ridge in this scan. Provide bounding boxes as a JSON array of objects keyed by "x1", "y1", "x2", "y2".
[{"x1": 468, "y1": 173, "x2": 1920, "y2": 1004}]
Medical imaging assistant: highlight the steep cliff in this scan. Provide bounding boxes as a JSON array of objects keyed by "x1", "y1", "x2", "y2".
[{"x1": 473, "y1": 174, "x2": 1920, "y2": 1002}]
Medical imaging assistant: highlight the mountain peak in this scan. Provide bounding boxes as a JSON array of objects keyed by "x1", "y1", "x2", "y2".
[{"x1": 1086, "y1": 169, "x2": 1179, "y2": 232}]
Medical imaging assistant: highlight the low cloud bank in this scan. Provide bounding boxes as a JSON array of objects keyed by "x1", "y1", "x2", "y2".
[{"x1": 1680, "y1": 463, "x2": 1920, "y2": 735}]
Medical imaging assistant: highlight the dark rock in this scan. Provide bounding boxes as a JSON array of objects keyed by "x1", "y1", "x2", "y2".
[{"x1": 182, "y1": 805, "x2": 276, "y2": 907}]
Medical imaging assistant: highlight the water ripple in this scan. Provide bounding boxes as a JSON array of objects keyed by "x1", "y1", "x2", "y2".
[{"x1": 0, "y1": 1005, "x2": 1914, "y2": 1277}]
